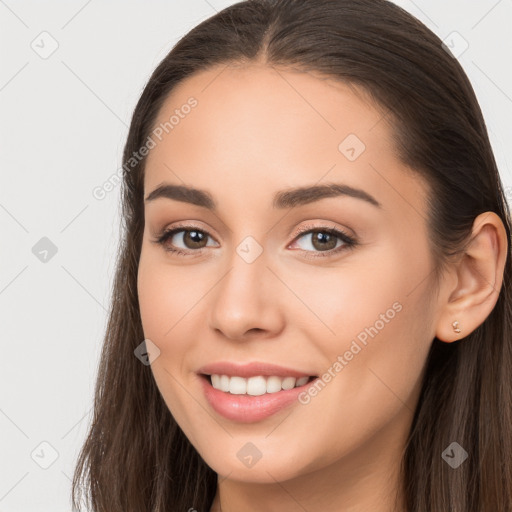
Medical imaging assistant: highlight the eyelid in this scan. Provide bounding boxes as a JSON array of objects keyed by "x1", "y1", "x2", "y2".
[
  {"x1": 288, "y1": 221, "x2": 354, "y2": 241},
  {"x1": 156, "y1": 221, "x2": 220, "y2": 243},
  {"x1": 286, "y1": 222, "x2": 357, "y2": 258},
  {"x1": 153, "y1": 220, "x2": 357, "y2": 258}
]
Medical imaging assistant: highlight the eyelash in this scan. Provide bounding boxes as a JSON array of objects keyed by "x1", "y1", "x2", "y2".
[{"x1": 152, "y1": 223, "x2": 358, "y2": 260}]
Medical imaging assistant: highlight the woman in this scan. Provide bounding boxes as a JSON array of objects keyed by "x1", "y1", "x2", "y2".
[{"x1": 71, "y1": 0, "x2": 512, "y2": 510}]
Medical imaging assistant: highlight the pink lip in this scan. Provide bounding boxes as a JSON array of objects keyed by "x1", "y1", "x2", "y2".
[
  {"x1": 197, "y1": 361, "x2": 315, "y2": 378},
  {"x1": 199, "y1": 374, "x2": 317, "y2": 423}
]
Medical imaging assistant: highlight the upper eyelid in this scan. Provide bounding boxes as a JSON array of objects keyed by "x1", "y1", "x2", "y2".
[
  {"x1": 174, "y1": 224, "x2": 220, "y2": 244},
  {"x1": 159, "y1": 223, "x2": 354, "y2": 246}
]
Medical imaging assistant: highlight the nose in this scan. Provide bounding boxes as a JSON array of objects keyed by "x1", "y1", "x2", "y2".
[{"x1": 208, "y1": 246, "x2": 285, "y2": 341}]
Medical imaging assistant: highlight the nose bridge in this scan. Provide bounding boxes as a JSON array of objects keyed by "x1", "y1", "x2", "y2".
[{"x1": 208, "y1": 236, "x2": 283, "y2": 339}]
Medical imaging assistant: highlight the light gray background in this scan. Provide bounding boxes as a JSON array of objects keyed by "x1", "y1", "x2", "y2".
[{"x1": 0, "y1": 1, "x2": 511, "y2": 511}]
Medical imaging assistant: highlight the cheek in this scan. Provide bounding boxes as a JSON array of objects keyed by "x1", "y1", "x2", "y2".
[
  {"x1": 283, "y1": 243, "x2": 434, "y2": 417},
  {"x1": 311, "y1": 266, "x2": 427, "y2": 440},
  {"x1": 280, "y1": 242, "x2": 432, "y2": 352},
  {"x1": 136, "y1": 251, "x2": 215, "y2": 421},
  {"x1": 275, "y1": 269, "x2": 432, "y2": 478},
  {"x1": 137, "y1": 261, "x2": 196, "y2": 439},
  {"x1": 137, "y1": 249, "x2": 211, "y2": 340}
]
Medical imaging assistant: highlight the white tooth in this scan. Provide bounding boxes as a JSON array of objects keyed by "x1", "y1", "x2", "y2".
[
  {"x1": 266, "y1": 376, "x2": 283, "y2": 393},
  {"x1": 211, "y1": 374, "x2": 310, "y2": 394},
  {"x1": 229, "y1": 376, "x2": 247, "y2": 394},
  {"x1": 220, "y1": 374, "x2": 230, "y2": 392},
  {"x1": 211, "y1": 374, "x2": 221, "y2": 389},
  {"x1": 281, "y1": 377, "x2": 296, "y2": 390},
  {"x1": 247, "y1": 376, "x2": 267, "y2": 396},
  {"x1": 296, "y1": 376, "x2": 309, "y2": 387}
]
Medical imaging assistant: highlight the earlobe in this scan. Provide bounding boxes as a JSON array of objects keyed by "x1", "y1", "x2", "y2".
[
  {"x1": 435, "y1": 212, "x2": 508, "y2": 343},
  {"x1": 451, "y1": 320, "x2": 461, "y2": 334}
]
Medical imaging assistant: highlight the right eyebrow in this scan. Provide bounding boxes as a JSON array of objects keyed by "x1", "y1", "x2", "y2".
[{"x1": 145, "y1": 184, "x2": 216, "y2": 209}]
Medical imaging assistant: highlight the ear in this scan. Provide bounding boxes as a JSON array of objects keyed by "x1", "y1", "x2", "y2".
[{"x1": 435, "y1": 211, "x2": 508, "y2": 343}]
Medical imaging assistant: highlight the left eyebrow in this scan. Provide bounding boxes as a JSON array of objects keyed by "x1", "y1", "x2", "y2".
[
  {"x1": 273, "y1": 182, "x2": 382, "y2": 209},
  {"x1": 144, "y1": 182, "x2": 382, "y2": 209}
]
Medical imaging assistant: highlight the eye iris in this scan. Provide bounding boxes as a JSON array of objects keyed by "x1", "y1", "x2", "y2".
[
  {"x1": 311, "y1": 231, "x2": 337, "y2": 251},
  {"x1": 184, "y1": 230, "x2": 207, "y2": 249}
]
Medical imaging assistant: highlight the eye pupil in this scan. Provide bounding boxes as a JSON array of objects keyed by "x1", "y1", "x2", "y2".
[
  {"x1": 185, "y1": 230, "x2": 207, "y2": 248},
  {"x1": 312, "y1": 231, "x2": 337, "y2": 251}
]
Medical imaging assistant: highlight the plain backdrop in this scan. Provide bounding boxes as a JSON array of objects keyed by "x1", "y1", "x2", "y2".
[{"x1": 0, "y1": 1, "x2": 511, "y2": 510}]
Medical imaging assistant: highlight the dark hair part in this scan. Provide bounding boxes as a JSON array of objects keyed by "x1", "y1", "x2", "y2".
[{"x1": 72, "y1": 0, "x2": 512, "y2": 510}]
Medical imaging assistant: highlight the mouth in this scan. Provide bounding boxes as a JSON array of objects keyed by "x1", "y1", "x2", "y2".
[
  {"x1": 200, "y1": 373, "x2": 318, "y2": 396},
  {"x1": 196, "y1": 361, "x2": 320, "y2": 422},
  {"x1": 197, "y1": 363, "x2": 320, "y2": 422}
]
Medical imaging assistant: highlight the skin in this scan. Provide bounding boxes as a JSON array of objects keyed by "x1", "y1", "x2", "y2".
[{"x1": 136, "y1": 62, "x2": 508, "y2": 512}]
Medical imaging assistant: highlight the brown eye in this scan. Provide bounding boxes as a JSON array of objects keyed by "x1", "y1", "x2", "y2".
[
  {"x1": 181, "y1": 230, "x2": 208, "y2": 249},
  {"x1": 309, "y1": 231, "x2": 338, "y2": 251},
  {"x1": 154, "y1": 226, "x2": 218, "y2": 254},
  {"x1": 294, "y1": 229, "x2": 344, "y2": 252},
  {"x1": 289, "y1": 225, "x2": 358, "y2": 259}
]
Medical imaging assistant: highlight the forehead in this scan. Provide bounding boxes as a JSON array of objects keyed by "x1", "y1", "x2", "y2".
[
  {"x1": 147, "y1": 63, "x2": 391, "y2": 165},
  {"x1": 143, "y1": 63, "x2": 428, "y2": 220}
]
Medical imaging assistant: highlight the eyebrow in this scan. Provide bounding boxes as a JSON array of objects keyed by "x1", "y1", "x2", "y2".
[{"x1": 144, "y1": 182, "x2": 382, "y2": 209}]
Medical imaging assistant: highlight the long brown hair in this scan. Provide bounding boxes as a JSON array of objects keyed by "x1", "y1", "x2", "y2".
[{"x1": 71, "y1": 0, "x2": 512, "y2": 510}]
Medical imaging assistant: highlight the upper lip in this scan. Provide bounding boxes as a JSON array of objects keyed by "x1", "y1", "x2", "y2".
[{"x1": 197, "y1": 361, "x2": 316, "y2": 379}]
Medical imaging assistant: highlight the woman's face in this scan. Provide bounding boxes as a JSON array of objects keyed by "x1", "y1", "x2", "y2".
[{"x1": 137, "y1": 63, "x2": 441, "y2": 484}]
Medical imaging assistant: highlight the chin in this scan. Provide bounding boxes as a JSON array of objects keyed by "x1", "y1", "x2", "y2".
[{"x1": 198, "y1": 442, "x2": 316, "y2": 484}]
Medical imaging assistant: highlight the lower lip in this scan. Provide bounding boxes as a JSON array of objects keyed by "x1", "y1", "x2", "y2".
[{"x1": 200, "y1": 375, "x2": 316, "y2": 423}]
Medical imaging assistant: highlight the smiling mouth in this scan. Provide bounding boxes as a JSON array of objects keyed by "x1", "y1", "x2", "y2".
[{"x1": 200, "y1": 374, "x2": 317, "y2": 396}]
